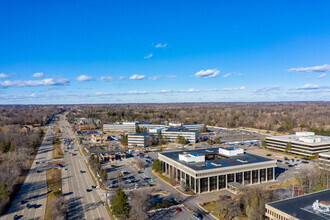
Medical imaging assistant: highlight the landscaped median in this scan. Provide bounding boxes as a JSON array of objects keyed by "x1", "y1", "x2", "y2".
[
  {"x1": 45, "y1": 168, "x2": 67, "y2": 220},
  {"x1": 52, "y1": 138, "x2": 64, "y2": 159}
]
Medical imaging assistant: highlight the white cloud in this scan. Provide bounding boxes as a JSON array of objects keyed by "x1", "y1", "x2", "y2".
[
  {"x1": 149, "y1": 76, "x2": 161, "y2": 80},
  {"x1": 195, "y1": 69, "x2": 220, "y2": 78},
  {"x1": 223, "y1": 73, "x2": 231, "y2": 78},
  {"x1": 144, "y1": 53, "x2": 153, "y2": 59},
  {"x1": 155, "y1": 43, "x2": 167, "y2": 48},
  {"x1": 222, "y1": 86, "x2": 246, "y2": 91},
  {"x1": 75, "y1": 75, "x2": 93, "y2": 82},
  {"x1": 99, "y1": 76, "x2": 115, "y2": 82},
  {"x1": 0, "y1": 73, "x2": 10, "y2": 78},
  {"x1": 165, "y1": 75, "x2": 177, "y2": 78},
  {"x1": 253, "y1": 85, "x2": 280, "y2": 93},
  {"x1": 0, "y1": 78, "x2": 69, "y2": 88},
  {"x1": 129, "y1": 74, "x2": 145, "y2": 80},
  {"x1": 287, "y1": 64, "x2": 330, "y2": 72},
  {"x1": 187, "y1": 88, "x2": 200, "y2": 92},
  {"x1": 32, "y1": 72, "x2": 44, "y2": 78},
  {"x1": 296, "y1": 84, "x2": 320, "y2": 90},
  {"x1": 317, "y1": 73, "x2": 327, "y2": 79},
  {"x1": 118, "y1": 76, "x2": 125, "y2": 80}
]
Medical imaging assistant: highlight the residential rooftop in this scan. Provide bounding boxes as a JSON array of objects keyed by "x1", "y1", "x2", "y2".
[
  {"x1": 159, "y1": 147, "x2": 274, "y2": 171},
  {"x1": 267, "y1": 189, "x2": 330, "y2": 220}
]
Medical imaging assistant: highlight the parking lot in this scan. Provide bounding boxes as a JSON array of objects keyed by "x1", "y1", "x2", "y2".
[
  {"x1": 105, "y1": 159, "x2": 156, "y2": 190},
  {"x1": 148, "y1": 206, "x2": 193, "y2": 220}
]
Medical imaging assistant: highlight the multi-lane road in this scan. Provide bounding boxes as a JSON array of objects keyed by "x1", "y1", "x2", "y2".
[
  {"x1": 58, "y1": 114, "x2": 108, "y2": 220},
  {"x1": 3, "y1": 119, "x2": 56, "y2": 220},
  {"x1": 3, "y1": 114, "x2": 109, "y2": 220}
]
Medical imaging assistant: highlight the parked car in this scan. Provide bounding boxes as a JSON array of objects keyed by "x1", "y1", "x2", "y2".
[{"x1": 193, "y1": 213, "x2": 202, "y2": 219}]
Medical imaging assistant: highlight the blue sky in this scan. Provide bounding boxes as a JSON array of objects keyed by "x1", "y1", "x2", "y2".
[{"x1": 0, "y1": 0, "x2": 329, "y2": 104}]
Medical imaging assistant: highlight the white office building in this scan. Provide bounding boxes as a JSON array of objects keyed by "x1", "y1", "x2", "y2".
[{"x1": 266, "y1": 132, "x2": 330, "y2": 156}]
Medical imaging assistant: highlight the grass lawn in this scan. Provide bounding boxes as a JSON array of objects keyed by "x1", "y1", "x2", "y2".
[
  {"x1": 267, "y1": 178, "x2": 297, "y2": 189},
  {"x1": 202, "y1": 201, "x2": 248, "y2": 220},
  {"x1": 53, "y1": 143, "x2": 64, "y2": 159},
  {"x1": 45, "y1": 168, "x2": 61, "y2": 220}
]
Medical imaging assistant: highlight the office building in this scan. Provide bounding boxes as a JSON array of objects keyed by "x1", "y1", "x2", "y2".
[
  {"x1": 158, "y1": 147, "x2": 277, "y2": 194},
  {"x1": 265, "y1": 189, "x2": 330, "y2": 220},
  {"x1": 266, "y1": 132, "x2": 330, "y2": 156},
  {"x1": 162, "y1": 127, "x2": 199, "y2": 144},
  {"x1": 319, "y1": 152, "x2": 330, "y2": 171}
]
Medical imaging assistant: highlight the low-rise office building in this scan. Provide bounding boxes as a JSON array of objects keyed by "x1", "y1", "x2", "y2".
[
  {"x1": 103, "y1": 121, "x2": 205, "y2": 133},
  {"x1": 266, "y1": 132, "x2": 330, "y2": 156},
  {"x1": 91, "y1": 133, "x2": 108, "y2": 143},
  {"x1": 128, "y1": 131, "x2": 153, "y2": 148},
  {"x1": 103, "y1": 122, "x2": 138, "y2": 133},
  {"x1": 162, "y1": 127, "x2": 199, "y2": 143},
  {"x1": 99, "y1": 152, "x2": 126, "y2": 161},
  {"x1": 158, "y1": 147, "x2": 277, "y2": 194},
  {"x1": 265, "y1": 189, "x2": 330, "y2": 220},
  {"x1": 182, "y1": 124, "x2": 205, "y2": 131},
  {"x1": 319, "y1": 152, "x2": 330, "y2": 171}
]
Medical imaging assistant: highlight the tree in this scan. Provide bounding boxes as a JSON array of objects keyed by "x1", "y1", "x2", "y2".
[
  {"x1": 261, "y1": 139, "x2": 267, "y2": 147},
  {"x1": 285, "y1": 142, "x2": 291, "y2": 153},
  {"x1": 120, "y1": 134, "x2": 128, "y2": 146},
  {"x1": 100, "y1": 168, "x2": 108, "y2": 182},
  {"x1": 202, "y1": 124, "x2": 208, "y2": 132},
  {"x1": 0, "y1": 184, "x2": 10, "y2": 199},
  {"x1": 214, "y1": 136, "x2": 221, "y2": 144},
  {"x1": 135, "y1": 125, "x2": 140, "y2": 133},
  {"x1": 152, "y1": 159, "x2": 162, "y2": 173},
  {"x1": 207, "y1": 138, "x2": 213, "y2": 145},
  {"x1": 176, "y1": 135, "x2": 187, "y2": 145},
  {"x1": 111, "y1": 188, "x2": 129, "y2": 217}
]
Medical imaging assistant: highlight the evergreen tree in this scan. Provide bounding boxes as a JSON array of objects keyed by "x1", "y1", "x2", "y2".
[
  {"x1": 111, "y1": 188, "x2": 129, "y2": 217},
  {"x1": 214, "y1": 136, "x2": 221, "y2": 144},
  {"x1": 152, "y1": 159, "x2": 162, "y2": 173}
]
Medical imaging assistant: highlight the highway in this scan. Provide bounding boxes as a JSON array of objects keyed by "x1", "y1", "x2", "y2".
[
  {"x1": 58, "y1": 114, "x2": 109, "y2": 220},
  {"x1": 3, "y1": 119, "x2": 56, "y2": 220}
]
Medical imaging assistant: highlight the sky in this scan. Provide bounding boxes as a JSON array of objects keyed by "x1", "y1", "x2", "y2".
[{"x1": 0, "y1": 0, "x2": 330, "y2": 104}]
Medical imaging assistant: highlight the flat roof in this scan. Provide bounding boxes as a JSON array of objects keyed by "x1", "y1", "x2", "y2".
[
  {"x1": 159, "y1": 147, "x2": 275, "y2": 171},
  {"x1": 267, "y1": 134, "x2": 330, "y2": 145},
  {"x1": 164, "y1": 127, "x2": 196, "y2": 133},
  {"x1": 267, "y1": 189, "x2": 330, "y2": 220},
  {"x1": 129, "y1": 131, "x2": 151, "y2": 137}
]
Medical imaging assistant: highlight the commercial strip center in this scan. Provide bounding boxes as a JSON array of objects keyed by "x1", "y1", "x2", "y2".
[{"x1": 158, "y1": 147, "x2": 277, "y2": 194}]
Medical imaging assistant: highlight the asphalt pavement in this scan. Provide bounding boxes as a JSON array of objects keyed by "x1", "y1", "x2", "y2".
[
  {"x1": 3, "y1": 119, "x2": 56, "y2": 220},
  {"x1": 58, "y1": 114, "x2": 109, "y2": 220}
]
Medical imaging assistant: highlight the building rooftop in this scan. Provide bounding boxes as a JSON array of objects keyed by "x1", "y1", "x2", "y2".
[
  {"x1": 267, "y1": 132, "x2": 330, "y2": 145},
  {"x1": 159, "y1": 147, "x2": 274, "y2": 171},
  {"x1": 267, "y1": 189, "x2": 330, "y2": 220},
  {"x1": 163, "y1": 127, "x2": 196, "y2": 133},
  {"x1": 129, "y1": 131, "x2": 151, "y2": 137}
]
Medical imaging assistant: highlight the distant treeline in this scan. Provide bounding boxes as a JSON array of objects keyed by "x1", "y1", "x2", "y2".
[{"x1": 67, "y1": 102, "x2": 330, "y2": 135}]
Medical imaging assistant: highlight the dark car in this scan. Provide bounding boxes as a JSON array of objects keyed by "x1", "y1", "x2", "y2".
[
  {"x1": 91, "y1": 185, "x2": 96, "y2": 189},
  {"x1": 86, "y1": 189, "x2": 92, "y2": 192},
  {"x1": 26, "y1": 203, "x2": 31, "y2": 209},
  {"x1": 266, "y1": 154, "x2": 272, "y2": 156},
  {"x1": 20, "y1": 200, "x2": 27, "y2": 205}
]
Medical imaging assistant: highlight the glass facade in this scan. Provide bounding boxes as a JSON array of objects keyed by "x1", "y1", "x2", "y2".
[
  {"x1": 210, "y1": 176, "x2": 217, "y2": 191},
  {"x1": 236, "y1": 172, "x2": 243, "y2": 184},
  {"x1": 227, "y1": 173, "x2": 234, "y2": 183},
  {"x1": 244, "y1": 171, "x2": 251, "y2": 184},
  {"x1": 252, "y1": 170, "x2": 258, "y2": 183},
  {"x1": 219, "y1": 175, "x2": 226, "y2": 189},
  {"x1": 200, "y1": 178, "x2": 208, "y2": 193},
  {"x1": 260, "y1": 168, "x2": 266, "y2": 182}
]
